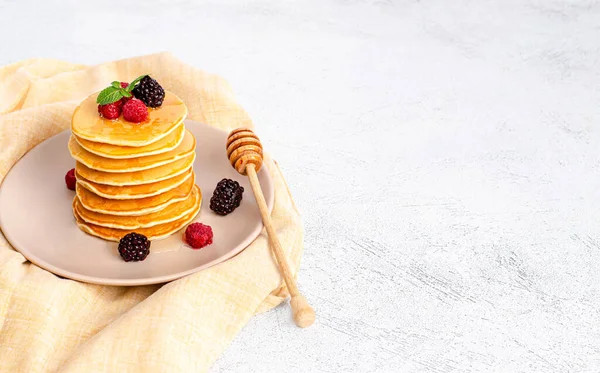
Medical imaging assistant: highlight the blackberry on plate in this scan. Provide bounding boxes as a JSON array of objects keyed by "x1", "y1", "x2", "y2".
[
  {"x1": 118, "y1": 232, "x2": 151, "y2": 262},
  {"x1": 132, "y1": 75, "x2": 165, "y2": 108},
  {"x1": 210, "y1": 178, "x2": 244, "y2": 215}
]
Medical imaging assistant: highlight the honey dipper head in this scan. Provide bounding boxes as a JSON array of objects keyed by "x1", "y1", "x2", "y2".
[{"x1": 226, "y1": 128, "x2": 264, "y2": 175}]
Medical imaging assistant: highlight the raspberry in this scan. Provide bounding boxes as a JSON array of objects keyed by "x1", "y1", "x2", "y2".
[
  {"x1": 184, "y1": 223, "x2": 213, "y2": 249},
  {"x1": 118, "y1": 82, "x2": 134, "y2": 106},
  {"x1": 210, "y1": 179, "x2": 244, "y2": 215},
  {"x1": 122, "y1": 98, "x2": 148, "y2": 123},
  {"x1": 98, "y1": 101, "x2": 122, "y2": 119},
  {"x1": 118, "y1": 232, "x2": 151, "y2": 262},
  {"x1": 65, "y1": 168, "x2": 76, "y2": 191},
  {"x1": 119, "y1": 97, "x2": 131, "y2": 106}
]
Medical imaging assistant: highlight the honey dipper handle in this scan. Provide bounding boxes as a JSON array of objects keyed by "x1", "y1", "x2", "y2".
[{"x1": 246, "y1": 164, "x2": 316, "y2": 328}]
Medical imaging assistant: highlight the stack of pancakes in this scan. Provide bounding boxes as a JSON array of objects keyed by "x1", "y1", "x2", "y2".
[{"x1": 68, "y1": 91, "x2": 202, "y2": 241}]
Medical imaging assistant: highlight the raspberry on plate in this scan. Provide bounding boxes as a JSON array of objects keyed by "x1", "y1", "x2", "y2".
[
  {"x1": 98, "y1": 101, "x2": 121, "y2": 119},
  {"x1": 65, "y1": 168, "x2": 76, "y2": 191},
  {"x1": 184, "y1": 223, "x2": 213, "y2": 249},
  {"x1": 122, "y1": 98, "x2": 148, "y2": 123}
]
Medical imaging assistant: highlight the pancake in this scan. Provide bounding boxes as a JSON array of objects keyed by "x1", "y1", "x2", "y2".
[
  {"x1": 73, "y1": 199, "x2": 201, "y2": 242},
  {"x1": 74, "y1": 185, "x2": 201, "y2": 230},
  {"x1": 76, "y1": 152, "x2": 195, "y2": 186},
  {"x1": 76, "y1": 167, "x2": 193, "y2": 200},
  {"x1": 77, "y1": 172, "x2": 195, "y2": 215},
  {"x1": 75, "y1": 122, "x2": 185, "y2": 159},
  {"x1": 69, "y1": 130, "x2": 196, "y2": 173},
  {"x1": 71, "y1": 91, "x2": 187, "y2": 146}
]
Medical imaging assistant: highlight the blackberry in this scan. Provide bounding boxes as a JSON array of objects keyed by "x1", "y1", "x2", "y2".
[
  {"x1": 210, "y1": 178, "x2": 244, "y2": 215},
  {"x1": 118, "y1": 232, "x2": 151, "y2": 262},
  {"x1": 132, "y1": 75, "x2": 165, "y2": 108}
]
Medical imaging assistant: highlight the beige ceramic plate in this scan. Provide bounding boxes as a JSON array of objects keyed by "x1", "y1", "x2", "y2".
[{"x1": 0, "y1": 121, "x2": 274, "y2": 286}]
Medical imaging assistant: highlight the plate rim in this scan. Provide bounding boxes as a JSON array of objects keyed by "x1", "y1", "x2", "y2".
[{"x1": 0, "y1": 120, "x2": 274, "y2": 286}]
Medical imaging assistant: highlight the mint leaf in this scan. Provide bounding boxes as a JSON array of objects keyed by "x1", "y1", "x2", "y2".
[
  {"x1": 126, "y1": 74, "x2": 147, "y2": 92},
  {"x1": 96, "y1": 86, "x2": 124, "y2": 105},
  {"x1": 119, "y1": 88, "x2": 132, "y2": 98},
  {"x1": 96, "y1": 75, "x2": 148, "y2": 105}
]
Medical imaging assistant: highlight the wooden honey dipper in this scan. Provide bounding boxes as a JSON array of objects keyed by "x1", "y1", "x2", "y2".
[{"x1": 226, "y1": 127, "x2": 316, "y2": 328}]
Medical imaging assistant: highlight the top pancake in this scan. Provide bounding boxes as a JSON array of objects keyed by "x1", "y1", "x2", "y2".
[{"x1": 71, "y1": 91, "x2": 188, "y2": 147}]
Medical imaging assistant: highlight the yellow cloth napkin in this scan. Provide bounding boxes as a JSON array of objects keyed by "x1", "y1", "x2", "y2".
[{"x1": 0, "y1": 52, "x2": 304, "y2": 372}]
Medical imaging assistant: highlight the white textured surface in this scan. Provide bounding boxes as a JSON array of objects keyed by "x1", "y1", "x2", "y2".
[{"x1": 1, "y1": 1, "x2": 600, "y2": 372}]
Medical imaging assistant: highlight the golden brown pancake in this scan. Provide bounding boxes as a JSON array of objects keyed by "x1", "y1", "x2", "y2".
[
  {"x1": 74, "y1": 185, "x2": 201, "y2": 230},
  {"x1": 75, "y1": 122, "x2": 185, "y2": 159},
  {"x1": 75, "y1": 167, "x2": 193, "y2": 200},
  {"x1": 71, "y1": 91, "x2": 187, "y2": 146},
  {"x1": 69, "y1": 87, "x2": 201, "y2": 242},
  {"x1": 77, "y1": 172, "x2": 195, "y2": 215},
  {"x1": 68, "y1": 130, "x2": 196, "y2": 173},
  {"x1": 75, "y1": 152, "x2": 195, "y2": 186},
  {"x1": 73, "y1": 199, "x2": 201, "y2": 242}
]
